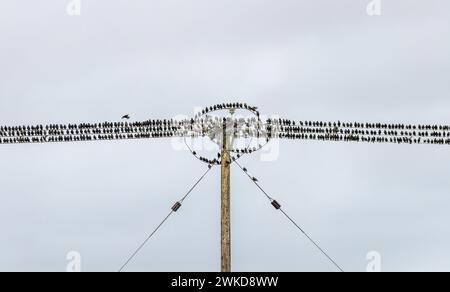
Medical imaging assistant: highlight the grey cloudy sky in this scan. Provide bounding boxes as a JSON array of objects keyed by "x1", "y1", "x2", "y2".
[{"x1": 1, "y1": 0, "x2": 450, "y2": 272}]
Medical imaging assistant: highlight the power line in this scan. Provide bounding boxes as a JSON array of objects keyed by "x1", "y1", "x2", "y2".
[
  {"x1": 234, "y1": 160, "x2": 273, "y2": 202},
  {"x1": 118, "y1": 210, "x2": 173, "y2": 273},
  {"x1": 234, "y1": 160, "x2": 345, "y2": 272},
  {"x1": 279, "y1": 209, "x2": 344, "y2": 273},
  {"x1": 118, "y1": 166, "x2": 213, "y2": 272}
]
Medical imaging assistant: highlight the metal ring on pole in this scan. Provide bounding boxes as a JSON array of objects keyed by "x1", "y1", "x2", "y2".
[{"x1": 183, "y1": 103, "x2": 273, "y2": 165}]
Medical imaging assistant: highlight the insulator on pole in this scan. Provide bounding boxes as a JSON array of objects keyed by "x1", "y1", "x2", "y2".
[
  {"x1": 271, "y1": 200, "x2": 281, "y2": 210},
  {"x1": 171, "y1": 202, "x2": 182, "y2": 212}
]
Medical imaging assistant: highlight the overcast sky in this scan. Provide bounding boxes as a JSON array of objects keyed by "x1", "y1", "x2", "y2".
[{"x1": 1, "y1": 0, "x2": 450, "y2": 272}]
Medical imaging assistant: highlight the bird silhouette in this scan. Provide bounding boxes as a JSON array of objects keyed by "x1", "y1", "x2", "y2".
[{"x1": 122, "y1": 114, "x2": 131, "y2": 120}]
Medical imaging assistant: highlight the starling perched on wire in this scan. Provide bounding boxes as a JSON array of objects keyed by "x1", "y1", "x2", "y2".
[
  {"x1": 252, "y1": 177, "x2": 258, "y2": 182},
  {"x1": 243, "y1": 167, "x2": 248, "y2": 172}
]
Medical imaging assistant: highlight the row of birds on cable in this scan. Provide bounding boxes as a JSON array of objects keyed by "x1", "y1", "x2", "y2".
[
  {"x1": 4, "y1": 110, "x2": 450, "y2": 135},
  {"x1": 201, "y1": 154, "x2": 260, "y2": 183},
  {"x1": 240, "y1": 167, "x2": 259, "y2": 182},
  {"x1": 4, "y1": 129, "x2": 449, "y2": 146},
  {"x1": 113, "y1": 115, "x2": 450, "y2": 133},
  {"x1": 0, "y1": 117, "x2": 263, "y2": 138},
  {"x1": 0, "y1": 118, "x2": 196, "y2": 137},
  {"x1": 277, "y1": 132, "x2": 450, "y2": 145},
  {"x1": 4, "y1": 114, "x2": 450, "y2": 142},
  {"x1": 0, "y1": 132, "x2": 177, "y2": 144},
  {"x1": 11, "y1": 120, "x2": 448, "y2": 141},
  {"x1": 191, "y1": 151, "x2": 225, "y2": 166},
  {"x1": 233, "y1": 147, "x2": 261, "y2": 154},
  {"x1": 190, "y1": 150, "x2": 262, "y2": 168},
  {"x1": 269, "y1": 119, "x2": 450, "y2": 131},
  {"x1": 0, "y1": 119, "x2": 188, "y2": 133},
  {"x1": 279, "y1": 127, "x2": 450, "y2": 138},
  {"x1": 195, "y1": 103, "x2": 259, "y2": 117},
  {"x1": 188, "y1": 142, "x2": 267, "y2": 167},
  {"x1": 1, "y1": 115, "x2": 260, "y2": 138},
  {"x1": 0, "y1": 126, "x2": 184, "y2": 138}
]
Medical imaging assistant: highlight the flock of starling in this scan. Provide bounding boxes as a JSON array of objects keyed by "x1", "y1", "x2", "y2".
[
  {"x1": 0, "y1": 120, "x2": 185, "y2": 144},
  {"x1": 274, "y1": 119, "x2": 450, "y2": 145},
  {"x1": 194, "y1": 103, "x2": 260, "y2": 119},
  {"x1": 2, "y1": 104, "x2": 450, "y2": 147}
]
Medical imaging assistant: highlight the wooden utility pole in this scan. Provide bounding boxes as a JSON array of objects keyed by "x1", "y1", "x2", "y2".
[{"x1": 221, "y1": 122, "x2": 231, "y2": 272}]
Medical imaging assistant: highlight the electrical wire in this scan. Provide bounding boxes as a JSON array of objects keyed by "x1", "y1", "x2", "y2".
[
  {"x1": 118, "y1": 166, "x2": 213, "y2": 272},
  {"x1": 234, "y1": 160, "x2": 345, "y2": 272}
]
